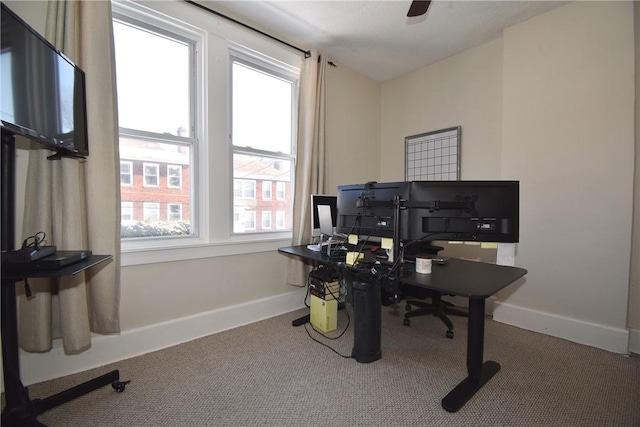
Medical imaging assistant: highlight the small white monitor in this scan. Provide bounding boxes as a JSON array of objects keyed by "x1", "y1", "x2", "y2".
[
  {"x1": 311, "y1": 194, "x2": 337, "y2": 238},
  {"x1": 318, "y1": 204, "x2": 333, "y2": 237}
]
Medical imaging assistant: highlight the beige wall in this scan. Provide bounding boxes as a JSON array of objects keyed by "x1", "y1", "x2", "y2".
[
  {"x1": 121, "y1": 251, "x2": 289, "y2": 330},
  {"x1": 500, "y1": 1, "x2": 634, "y2": 329},
  {"x1": 381, "y1": 38, "x2": 504, "y2": 182},
  {"x1": 325, "y1": 63, "x2": 381, "y2": 192}
]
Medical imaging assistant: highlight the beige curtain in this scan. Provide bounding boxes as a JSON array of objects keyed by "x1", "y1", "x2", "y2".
[
  {"x1": 18, "y1": 0, "x2": 121, "y2": 354},
  {"x1": 286, "y1": 51, "x2": 328, "y2": 286}
]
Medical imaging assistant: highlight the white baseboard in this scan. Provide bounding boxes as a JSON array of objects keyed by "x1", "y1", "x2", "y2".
[
  {"x1": 630, "y1": 328, "x2": 640, "y2": 355},
  {"x1": 16, "y1": 288, "x2": 307, "y2": 387},
  {"x1": 493, "y1": 301, "x2": 630, "y2": 354}
]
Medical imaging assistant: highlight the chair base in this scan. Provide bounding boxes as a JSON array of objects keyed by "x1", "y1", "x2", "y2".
[{"x1": 403, "y1": 295, "x2": 468, "y2": 338}]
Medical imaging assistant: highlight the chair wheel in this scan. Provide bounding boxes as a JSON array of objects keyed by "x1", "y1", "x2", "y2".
[
  {"x1": 405, "y1": 303, "x2": 412, "y2": 312},
  {"x1": 403, "y1": 318, "x2": 411, "y2": 326},
  {"x1": 446, "y1": 330, "x2": 454, "y2": 339},
  {"x1": 112, "y1": 380, "x2": 131, "y2": 393}
]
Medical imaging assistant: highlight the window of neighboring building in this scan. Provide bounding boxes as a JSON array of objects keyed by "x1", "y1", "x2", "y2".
[
  {"x1": 167, "y1": 165, "x2": 182, "y2": 188},
  {"x1": 276, "y1": 211, "x2": 285, "y2": 229},
  {"x1": 262, "y1": 181, "x2": 272, "y2": 200},
  {"x1": 144, "y1": 202, "x2": 160, "y2": 220},
  {"x1": 234, "y1": 179, "x2": 256, "y2": 199},
  {"x1": 120, "y1": 161, "x2": 133, "y2": 186},
  {"x1": 276, "y1": 181, "x2": 286, "y2": 200},
  {"x1": 143, "y1": 163, "x2": 159, "y2": 187},
  {"x1": 121, "y1": 201, "x2": 134, "y2": 222},
  {"x1": 237, "y1": 211, "x2": 256, "y2": 231},
  {"x1": 262, "y1": 211, "x2": 272, "y2": 230},
  {"x1": 168, "y1": 203, "x2": 182, "y2": 220}
]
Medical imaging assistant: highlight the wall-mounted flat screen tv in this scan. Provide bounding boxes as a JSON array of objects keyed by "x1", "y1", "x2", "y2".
[{"x1": 1, "y1": 3, "x2": 88, "y2": 157}]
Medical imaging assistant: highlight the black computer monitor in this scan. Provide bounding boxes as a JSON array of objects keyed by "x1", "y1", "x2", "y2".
[
  {"x1": 310, "y1": 194, "x2": 338, "y2": 238},
  {"x1": 336, "y1": 181, "x2": 410, "y2": 239},
  {"x1": 406, "y1": 180, "x2": 519, "y2": 243}
]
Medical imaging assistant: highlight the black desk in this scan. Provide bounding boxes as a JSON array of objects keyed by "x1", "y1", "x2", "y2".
[
  {"x1": 1, "y1": 255, "x2": 128, "y2": 426},
  {"x1": 278, "y1": 245, "x2": 527, "y2": 412}
]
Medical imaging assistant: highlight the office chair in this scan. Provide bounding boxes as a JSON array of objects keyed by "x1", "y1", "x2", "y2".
[
  {"x1": 401, "y1": 284, "x2": 468, "y2": 338},
  {"x1": 400, "y1": 242, "x2": 468, "y2": 338}
]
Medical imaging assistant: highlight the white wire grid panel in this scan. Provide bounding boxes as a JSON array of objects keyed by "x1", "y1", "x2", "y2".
[{"x1": 405, "y1": 126, "x2": 460, "y2": 181}]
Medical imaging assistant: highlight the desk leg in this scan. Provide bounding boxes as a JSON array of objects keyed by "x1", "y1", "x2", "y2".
[{"x1": 441, "y1": 298, "x2": 500, "y2": 412}]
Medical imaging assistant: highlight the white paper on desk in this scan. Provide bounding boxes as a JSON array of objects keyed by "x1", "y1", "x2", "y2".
[{"x1": 497, "y1": 243, "x2": 515, "y2": 266}]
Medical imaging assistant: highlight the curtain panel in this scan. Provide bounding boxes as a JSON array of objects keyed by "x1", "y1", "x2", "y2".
[
  {"x1": 286, "y1": 51, "x2": 328, "y2": 286},
  {"x1": 18, "y1": 0, "x2": 121, "y2": 354}
]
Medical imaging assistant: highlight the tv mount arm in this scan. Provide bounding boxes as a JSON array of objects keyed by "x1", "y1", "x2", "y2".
[{"x1": 404, "y1": 199, "x2": 476, "y2": 213}]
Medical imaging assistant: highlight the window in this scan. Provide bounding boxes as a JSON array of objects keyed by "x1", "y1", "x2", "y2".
[
  {"x1": 143, "y1": 202, "x2": 160, "y2": 220},
  {"x1": 114, "y1": 10, "x2": 194, "y2": 239},
  {"x1": 167, "y1": 165, "x2": 182, "y2": 188},
  {"x1": 276, "y1": 211, "x2": 285, "y2": 229},
  {"x1": 276, "y1": 182, "x2": 286, "y2": 200},
  {"x1": 143, "y1": 163, "x2": 159, "y2": 187},
  {"x1": 262, "y1": 211, "x2": 272, "y2": 229},
  {"x1": 234, "y1": 179, "x2": 256, "y2": 199},
  {"x1": 231, "y1": 57, "x2": 295, "y2": 235},
  {"x1": 262, "y1": 181, "x2": 272, "y2": 200},
  {"x1": 168, "y1": 203, "x2": 182, "y2": 221},
  {"x1": 113, "y1": 1, "x2": 299, "y2": 265},
  {"x1": 238, "y1": 211, "x2": 256, "y2": 231},
  {"x1": 121, "y1": 201, "x2": 134, "y2": 222},
  {"x1": 120, "y1": 161, "x2": 133, "y2": 186}
]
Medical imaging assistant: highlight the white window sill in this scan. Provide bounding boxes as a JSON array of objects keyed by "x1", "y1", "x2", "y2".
[{"x1": 121, "y1": 236, "x2": 292, "y2": 267}]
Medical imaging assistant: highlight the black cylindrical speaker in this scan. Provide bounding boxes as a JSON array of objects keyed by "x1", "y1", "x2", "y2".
[{"x1": 351, "y1": 281, "x2": 381, "y2": 363}]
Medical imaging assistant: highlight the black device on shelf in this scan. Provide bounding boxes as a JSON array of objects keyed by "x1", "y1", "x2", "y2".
[{"x1": 1, "y1": 2, "x2": 88, "y2": 158}]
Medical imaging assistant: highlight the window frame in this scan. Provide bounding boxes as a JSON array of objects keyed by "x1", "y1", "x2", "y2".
[{"x1": 113, "y1": 0, "x2": 300, "y2": 267}]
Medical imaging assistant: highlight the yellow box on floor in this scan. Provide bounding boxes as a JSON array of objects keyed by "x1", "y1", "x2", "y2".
[{"x1": 310, "y1": 294, "x2": 337, "y2": 332}]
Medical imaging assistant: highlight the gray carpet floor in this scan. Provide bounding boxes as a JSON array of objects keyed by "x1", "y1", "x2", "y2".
[{"x1": 18, "y1": 305, "x2": 640, "y2": 426}]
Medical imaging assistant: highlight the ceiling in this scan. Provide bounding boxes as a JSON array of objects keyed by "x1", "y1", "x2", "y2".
[{"x1": 203, "y1": 1, "x2": 568, "y2": 82}]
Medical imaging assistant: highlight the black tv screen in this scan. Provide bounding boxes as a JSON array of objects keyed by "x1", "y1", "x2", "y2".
[
  {"x1": 407, "y1": 180, "x2": 519, "y2": 243},
  {"x1": 0, "y1": 3, "x2": 88, "y2": 157}
]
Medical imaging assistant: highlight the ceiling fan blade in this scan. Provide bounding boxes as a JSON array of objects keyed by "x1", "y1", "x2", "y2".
[{"x1": 407, "y1": 0, "x2": 431, "y2": 17}]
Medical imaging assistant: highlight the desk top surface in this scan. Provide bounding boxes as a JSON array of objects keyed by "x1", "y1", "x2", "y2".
[{"x1": 278, "y1": 245, "x2": 527, "y2": 298}]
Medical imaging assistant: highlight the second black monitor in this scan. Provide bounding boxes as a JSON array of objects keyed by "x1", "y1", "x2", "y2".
[{"x1": 407, "y1": 180, "x2": 519, "y2": 243}]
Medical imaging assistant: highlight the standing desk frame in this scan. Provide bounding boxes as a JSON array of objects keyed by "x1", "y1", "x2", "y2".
[{"x1": 279, "y1": 245, "x2": 527, "y2": 412}]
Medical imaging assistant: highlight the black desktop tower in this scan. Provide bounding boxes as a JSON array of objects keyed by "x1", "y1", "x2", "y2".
[{"x1": 351, "y1": 281, "x2": 381, "y2": 363}]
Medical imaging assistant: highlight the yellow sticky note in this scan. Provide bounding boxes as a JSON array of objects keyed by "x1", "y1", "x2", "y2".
[
  {"x1": 348, "y1": 234, "x2": 358, "y2": 245},
  {"x1": 381, "y1": 237, "x2": 393, "y2": 250},
  {"x1": 481, "y1": 242, "x2": 498, "y2": 249},
  {"x1": 346, "y1": 252, "x2": 364, "y2": 266}
]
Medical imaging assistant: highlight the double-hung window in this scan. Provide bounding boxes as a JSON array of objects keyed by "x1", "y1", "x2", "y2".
[
  {"x1": 231, "y1": 55, "x2": 296, "y2": 234},
  {"x1": 113, "y1": 6, "x2": 195, "y2": 238},
  {"x1": 113, "y1": 1, "x2": 300, "y2": 264}
]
